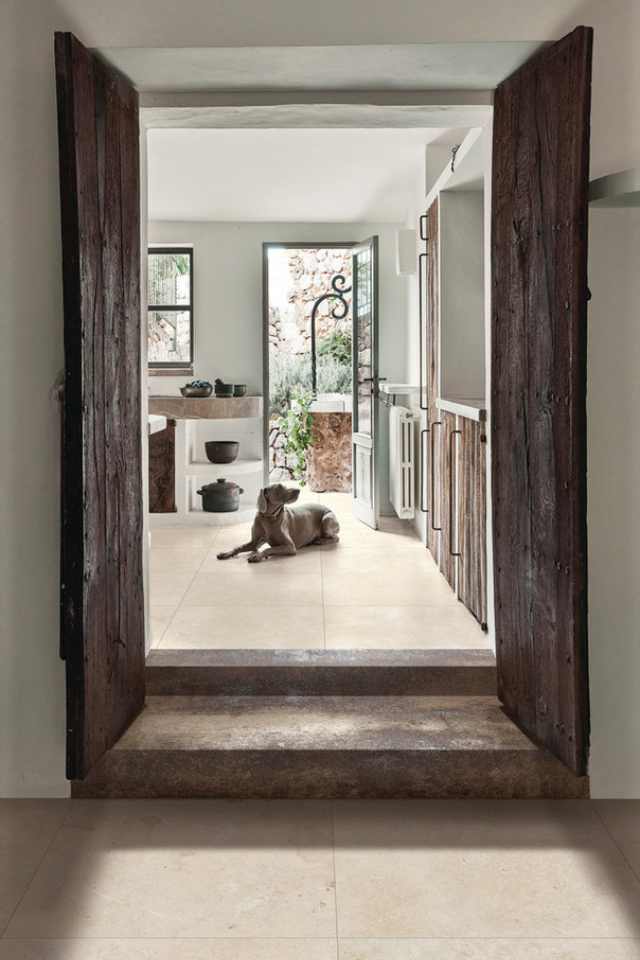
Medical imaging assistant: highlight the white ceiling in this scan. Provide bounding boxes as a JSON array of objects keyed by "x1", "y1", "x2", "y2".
[
  {"x1": 147, "y1": 127, "x2": 453, "y2": 223},
  {"x1": 102, "y1": 43, "x2": 544, "y2": 93}
]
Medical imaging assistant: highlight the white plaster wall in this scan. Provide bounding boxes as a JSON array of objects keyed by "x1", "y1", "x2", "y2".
[
  {"x1": 148, "y1": 220, "x2": 408, "y2": 515},
  {"x1": 2, "y1": 0, "x2": 640, "y2": 796}
]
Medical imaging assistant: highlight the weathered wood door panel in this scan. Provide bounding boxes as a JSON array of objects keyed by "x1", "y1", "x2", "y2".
[
  {"x1": 438, "y1": 411, "x2": 457, "y2": 589},
  {"x1": 492, "y1": 26, "x2": 592, "y2": 774},
  {"x1": 458, "y1": 418, "x2": 487, "y2": 627},
  {"x1": 149, "y1": 419, "x2": 177, "y2": 513},
  {"x1": 55, "y1": 32, "x2": 145, "y2": 780}
]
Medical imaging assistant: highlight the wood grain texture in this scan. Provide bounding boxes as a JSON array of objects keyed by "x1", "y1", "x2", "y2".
[
  {"x1": 56, "y1": 32, "x2": 145, "y2": 780},
  {"x1": 425, "y1": 199, "x2": 441, "y2": 560},
  {"x1": 491, "y1": 26, "x2": 592, "y2": 774},
  {"x1": 438, "y1": 411, "x2": 457, "y2": 589},
  {"x1": 149, "y1": 420, "x2": 177, "y2": 513},
  {"x1": 458, "y1": 418, "x2": 487, "y2": 627}
]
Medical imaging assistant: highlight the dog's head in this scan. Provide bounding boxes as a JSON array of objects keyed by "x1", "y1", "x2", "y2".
[{"x1": 257, "y1": 484, "x2": 300, "y2": 515}]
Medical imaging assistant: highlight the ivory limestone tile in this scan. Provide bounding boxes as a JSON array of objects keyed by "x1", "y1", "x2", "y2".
[
  {"x1": 182, "y1": 570, "x2": 323, "y2": 606},
  {"x1": 160, "y1": 604, "x2": 325, "y2": 649},
  {"x1": 324, "y1": 604, "x2": 487, "y2": 650},
  {"x1": 0, "y1": 801, "x2": 69, "y2": 935},
  {"x1": 5, "y1": 800, "x2": 336, "y2": 940},
  {"x1": 332, "y1": 800, "x2": 640, "y2": 939},
  {"x1": 149, "y1": 605, "x2": 176, "y2": 648},
  {"x1": 201, "y1": 547, "x2": 322, "y2": 574},
  {"x1": 338, "y1": 939, "x2": 640, "y2": 959},
  {"x1": 150, "y1": 548, "x2": 208, "y2": 574},
  {"x1": 149, "y1": 570, "x2": 198, "y2": 607},
  {"x1": 323, "y1": 569, "x2": 457, "y2": 607},
  {"x1": 0, "y1": 940, "x2": 337, "y2": 960},
  {"x1": 150, "y1": 527, "x2": 218, "y2": 549},
  {"x1": 595, "y1": 801, "x2": 640, "y2": 879}
]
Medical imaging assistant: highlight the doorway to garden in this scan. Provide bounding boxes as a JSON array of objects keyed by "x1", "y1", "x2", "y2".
[{"x1": 264, "y1": 243, "x2": 355, "y2": 497}]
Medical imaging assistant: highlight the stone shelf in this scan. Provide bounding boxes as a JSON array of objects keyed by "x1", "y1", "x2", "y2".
[
  {"x1": 184, "y1": 458, "x2": 263, "y2": 478},
  {"x1": 148, "y1": 395, "x2": 263, "y2": 420}
]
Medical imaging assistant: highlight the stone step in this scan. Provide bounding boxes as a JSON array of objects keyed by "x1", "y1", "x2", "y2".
[
  {"x1": 73, "y1": 695, "x2": 588, "y2": 799},
  {"x1": 145, "y1": 649, "x2": 497, "y2": 697}
]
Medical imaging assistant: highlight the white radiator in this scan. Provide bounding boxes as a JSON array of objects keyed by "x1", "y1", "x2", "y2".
[{"x1": 389, "y1": 405, "x2": 416, "y2": 520}]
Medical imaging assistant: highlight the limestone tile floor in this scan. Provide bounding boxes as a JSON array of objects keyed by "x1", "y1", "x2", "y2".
[
  {"x1": 150, "y1": 492, "x2": 489, "y2": 650},
  {"x1": 1, "y1": 799, "x2": 640, "y2": 958}
]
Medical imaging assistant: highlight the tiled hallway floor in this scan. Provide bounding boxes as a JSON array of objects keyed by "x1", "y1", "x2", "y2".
[
  {"x1": 1, "y1": 799, "x2": 640, "y2": 957},
  {"x1": 150, "y1": 492, "x2": 489, "y2": 650}
]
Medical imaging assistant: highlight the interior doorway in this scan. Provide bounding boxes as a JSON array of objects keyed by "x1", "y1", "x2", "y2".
[{"x1": 56, "y1": 29, "x2": 592, "y2": 790}]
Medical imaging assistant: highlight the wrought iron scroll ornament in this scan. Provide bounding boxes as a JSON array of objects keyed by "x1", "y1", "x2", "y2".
[{"x1": 310, "y1": 273, "x2": 352, "y2": 396}]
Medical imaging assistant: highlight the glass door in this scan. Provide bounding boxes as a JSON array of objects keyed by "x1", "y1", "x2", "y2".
[{"x1": 351, "y1": 236, "x2": 379, "y2": 528}]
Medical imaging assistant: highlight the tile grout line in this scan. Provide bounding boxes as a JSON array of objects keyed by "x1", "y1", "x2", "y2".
[
  {"x1": 154, "y1": 530, "x2": 218, "y2": 649},
  {"x1": 592, "y1": 804, "x2": 640, "y2": 888},
  {"x1": 331, "y1": 800, "x2": 340, "y2": 959},
  {"x1": 0, "y1": 804, "x2": 75, "y2": 940}
]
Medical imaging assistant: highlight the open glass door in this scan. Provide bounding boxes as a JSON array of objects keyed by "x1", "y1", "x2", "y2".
[{"x1": 351, "y1": 236, "x2": 379, "y2": 528}]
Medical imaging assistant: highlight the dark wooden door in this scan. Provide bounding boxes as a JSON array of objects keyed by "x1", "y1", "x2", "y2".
[
  {"x1": 492, "y1": 26, "x2": 592, "y2": 774},
  {"x1": 424, "y1": 199, "x2": 441, "y2": 561},
  {"x1": 458, "y1": 418, "x2": 487, "y2": 628},
  {"x1": 55, "y1": 32, "x2": 145, "y2": 780}
]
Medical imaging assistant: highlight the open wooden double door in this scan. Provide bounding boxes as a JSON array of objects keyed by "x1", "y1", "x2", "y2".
[{"x1": 55, "y1": 27, "x2": 592, "y2": 781}]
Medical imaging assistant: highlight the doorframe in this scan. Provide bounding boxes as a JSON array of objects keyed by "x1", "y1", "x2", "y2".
[{"x1": 261, "y1": 240, "x2": 358, "y2": 487}]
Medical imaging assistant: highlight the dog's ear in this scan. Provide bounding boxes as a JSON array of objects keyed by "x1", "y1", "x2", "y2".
[{"x1": 257, "y1": 488, "x2": 268, "y2": 513}]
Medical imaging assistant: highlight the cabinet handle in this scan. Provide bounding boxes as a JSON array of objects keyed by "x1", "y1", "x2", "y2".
[
  {"x1": 419, "y1": 214, "x2": 428, "y2": 241},
  {"x1": 419, "y1": 427, "x2": 429, "y2": 513},
  {"x1": 449, "y1": 429, "x2": 462, "y2": 558},
  {"x1": 430, "y1": 420, "x2": 442, "y2": 531},
  {"x1": 418, "y1": 251, "x2": 428, "y2": 411}
]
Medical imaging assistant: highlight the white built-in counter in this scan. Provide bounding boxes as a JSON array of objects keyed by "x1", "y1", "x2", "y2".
[
  {"x1": 436, "y1": 397, "x2": 487, "y2": 422},
  {"x1": 147, "y1": 395, "x2": 264, "y2": 525}
]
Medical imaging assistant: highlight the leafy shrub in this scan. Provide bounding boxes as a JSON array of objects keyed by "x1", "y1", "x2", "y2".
[
  {"x1": 269, "y1": 352, "x2": 312, "y2": 417},
  {"x1": 276, "y1": 388, "x2": 314, "y2": 484},
  {"x1": 269, "y1": 351, "x2": 352, "y2": 417},
  {"x1": 318, "y1": 330, "x2": 352, "y2": 365},
  {"x1": 316, "y1": 355, "x2": 352, "y2": 396}
]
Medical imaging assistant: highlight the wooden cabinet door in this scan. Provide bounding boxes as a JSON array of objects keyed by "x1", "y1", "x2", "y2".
[
  {"x1": 492, "y1": 26, "x2": 592, "y2": 774},
  {"x1": 55, "y1": 32, "x2": 145, "y2": 780},
  {"x1": 438, "y1": 411, "x2": 457, "y2": 589},
  {"x1": 424, "y1": 199, "x2": 441, "y2": 560},
  {"x1": 457, "y1": 419, "x2": 487, "y2": 627}
]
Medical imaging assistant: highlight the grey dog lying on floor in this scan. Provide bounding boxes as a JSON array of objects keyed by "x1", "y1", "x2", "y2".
[{"x1": 217, "y1": 483, "x2": 340, "y2": 563}]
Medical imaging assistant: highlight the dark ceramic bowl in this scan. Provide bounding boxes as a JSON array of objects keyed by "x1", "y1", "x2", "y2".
[
  {"x1": 233, "y1": 384, "x2": 247, "y2": 397},
  {"x1": 214, "y1": 383, "x2": 234, "y2": 397},
  {"x1": 180, "y1": 385, "x2": 213, "y2": 398},
  {"x1": 205, "y1": 440, "x2": 240, "y2": 464}
]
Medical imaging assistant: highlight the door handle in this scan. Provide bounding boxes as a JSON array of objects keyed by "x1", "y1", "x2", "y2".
[
  {"x1": 430, "y1": 420, "x2": 442, "y2": 531},
  {"x1": 418, "y1": 251, "x2": 428, "y2": 411},
  {"x1": 449, "y1": 429, "x2": 462, "y2": 557},
  {"x1": 419, "y1": 427, "x2": 429, "y2": 513}
]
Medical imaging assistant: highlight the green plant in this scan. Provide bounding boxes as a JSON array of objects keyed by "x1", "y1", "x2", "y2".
[
  {"x1": 269, "y1": 352, "x2": 312, "y2": 417},
  {"x1": 316, "y1": 354, "x2": 352, "y2": 396},
  {"x1": 318, "y1": 329, "x2": 352, "y2": 365},
  {"x1": 276, "y1": 388, "x2": 314, "y2": 484}
]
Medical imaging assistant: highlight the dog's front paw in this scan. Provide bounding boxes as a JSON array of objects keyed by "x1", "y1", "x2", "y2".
[
  {"x1": 247, "y1": 552, "x2": 265, "y2": 563},
  {"x1": 217, "y1": 550, "x2": 233, "y2": 560}
]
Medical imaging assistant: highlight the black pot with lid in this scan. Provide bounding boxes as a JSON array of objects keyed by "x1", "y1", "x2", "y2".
[{"x1": 197, "y1": 478, "x2": 244, "y2": 512}]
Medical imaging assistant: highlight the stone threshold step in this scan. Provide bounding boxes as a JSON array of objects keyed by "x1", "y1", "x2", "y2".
[
  {"x1": 146, "y1": 649, "x2": 497, "y2": 697},
  {"x1": 73, "y1": 695, "x2": 588, "y2": 800}
]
